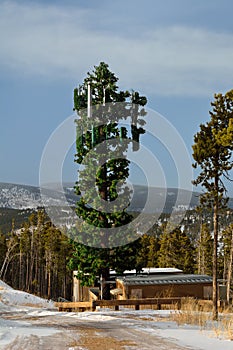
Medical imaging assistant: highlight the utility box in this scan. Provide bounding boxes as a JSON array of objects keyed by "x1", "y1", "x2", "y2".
[{"x1": 219, "y1": 285, "x2": 227, "y2": 301}]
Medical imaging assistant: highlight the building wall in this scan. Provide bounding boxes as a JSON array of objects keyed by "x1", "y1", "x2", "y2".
[
  {"x1": 73, "y1": 271, "x2": 91, "y2": 301},
  {"x1": 116, "y1": 280, "x2": 212, "y2": 300}
]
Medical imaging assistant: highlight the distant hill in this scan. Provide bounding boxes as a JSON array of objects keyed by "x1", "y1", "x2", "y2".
[
  {"x1": 0, "y1": 182, "x2": 232, "y2": 214},
  {"x1": 0, "y1": 207, "x2": 36, "y2": 234},
  {"x1": 0, "y1": 182, "x2": 77, "y2": 210}
]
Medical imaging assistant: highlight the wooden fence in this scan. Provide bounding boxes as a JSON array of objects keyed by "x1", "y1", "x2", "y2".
[{"x1": 55, "y1": 297, "x2": 182, "y2": 312}]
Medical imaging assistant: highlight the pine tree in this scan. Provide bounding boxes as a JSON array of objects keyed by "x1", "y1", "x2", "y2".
[
  {"x1": 135, "y1": 233, "x2": 161, "y2": 269},
  {"x1": 19, "y1": 222, "x2": 31, "y2": 290},
  {"x1": 70, "y1": 62, "x2": 147, "y2": 299},
  {"x1": 192, "y1": 90, "x2": 233, "y2": 320},
  {"x1": 147, "y1": 224, "x2": 162, "y2": 268},
  {"x1": 220, "y1": 223, "x2": 233, "y2": 303},
  {"x1": 136, "y1": 234, "x2": 151, "y2": 271},
  {"x1": 196, "y1": 223, "x2": 213, "y2": 275},
  {"x1": 158, "y1": 226, "x2": 195, "y2": 273}
]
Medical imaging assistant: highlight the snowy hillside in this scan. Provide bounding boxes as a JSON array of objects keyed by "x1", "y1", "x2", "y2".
[
  {"x1": 2, "y1": 182, "x2": 233, "y2": 214},
  {"x1": 0, "y1": 182, "x2": 201, "y2": 212},
  {"x1": 0, "y1": 183, "x2": 77, "y2": 209}
]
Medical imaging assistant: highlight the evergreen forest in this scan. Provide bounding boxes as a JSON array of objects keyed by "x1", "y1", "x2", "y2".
[{"x1": 0, "y1": 207, "x2": 233, "y2": 301}]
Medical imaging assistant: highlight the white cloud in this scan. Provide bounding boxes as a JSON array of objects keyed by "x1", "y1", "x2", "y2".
[{"x1": 0, "y1": 1, "x2": 233, "y2": 96}]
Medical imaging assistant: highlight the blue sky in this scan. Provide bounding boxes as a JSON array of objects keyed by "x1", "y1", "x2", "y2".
[{"x1": 1, "y1": 0, "x2": 233, "y2": 194}]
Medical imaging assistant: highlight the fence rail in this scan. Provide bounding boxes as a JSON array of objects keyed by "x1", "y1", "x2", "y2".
[{"x1": 55, "y1": 297, "x2": 182, "y2": 312}]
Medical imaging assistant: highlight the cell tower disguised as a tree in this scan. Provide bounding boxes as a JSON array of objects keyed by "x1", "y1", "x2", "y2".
[{"x1": 69, "y1": 62, "x2": 147, "y2": 299}]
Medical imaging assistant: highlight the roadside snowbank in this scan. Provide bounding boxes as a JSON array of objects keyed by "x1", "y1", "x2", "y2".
[
  {"x1": 0, "y1": 280, "x2": 13, "y2": 290},
  {"x1": 0, "y1": 279, "x2": 54, "y2": 308}
]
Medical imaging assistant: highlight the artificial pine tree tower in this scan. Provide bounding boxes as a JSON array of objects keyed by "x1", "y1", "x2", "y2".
[{"x1": 70, "y1": 62, "x2": 147, "y2": 299}]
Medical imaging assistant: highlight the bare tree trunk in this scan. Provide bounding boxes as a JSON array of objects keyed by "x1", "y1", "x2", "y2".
[
  {"x1": 29, "y1": 230, "x2": 34, "y2": 292},
  {"x1": 197, "y1": 227, "x2": 201, "y2": 274},
  {"x1": 226, "y1": 227, "x2": 233, "y2": 303},
  {"x1": 213, "y1": 192, "x2": 219, "y2": 321},
  {"x1": 0, "y1": 241, "x2": 18, "y2": 280},
  {"x1": 19, "y1": 249, "x2": 22, "y2": 289},
  {"x1": 47, "y1": 268, "x2": 51, "y2": 300},
  {"x1": 223, "y1": 250, "x2": 228, "y2": 285},
  {"x1": 2, "y1": 253, "x2": 19, "y2": 281},
  {"x1": 45, "y1": 251, "x2": 52, "y2": 299}
]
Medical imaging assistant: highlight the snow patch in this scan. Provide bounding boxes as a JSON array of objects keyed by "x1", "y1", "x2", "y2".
[{"x1": 0, "y1": 279, "x2": 54, "y2": 308}]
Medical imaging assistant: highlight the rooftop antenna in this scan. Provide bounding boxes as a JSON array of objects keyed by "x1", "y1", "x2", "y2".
[
  {"x1": 103, "y1": 86, "x2": 106, "y2": 106},
  {"x1": 87, "y1": 81, "x2": 92, "y2": 119}
]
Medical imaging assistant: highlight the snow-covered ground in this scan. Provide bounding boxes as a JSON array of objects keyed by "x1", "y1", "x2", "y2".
[
  {"x1": 0, "y1": 280, "x2": 54, "y2": 309},
  {"x1": 0, "y1": 279, "x2": 233, "y2": 349}
]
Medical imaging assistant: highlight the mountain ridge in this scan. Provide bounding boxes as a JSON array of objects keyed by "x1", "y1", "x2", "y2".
[{"x1": 0, "y1": 181, "x2": 232, "y2": 212}]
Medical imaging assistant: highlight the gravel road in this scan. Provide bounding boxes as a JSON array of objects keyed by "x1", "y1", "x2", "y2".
[{"x1": 0, "y1": 309, "x2": 191, "y2": 350}]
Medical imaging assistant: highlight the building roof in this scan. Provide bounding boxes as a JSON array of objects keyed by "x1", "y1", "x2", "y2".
[
  {"x1": 140, "y1": 268, "x2": 183, "y2": 274},
  {"x1": 110, "y1": 267, "x2": 183, "y2": 275},
  {"x1": 116, "y1": 274, "x2": 213, "y2": 286}
]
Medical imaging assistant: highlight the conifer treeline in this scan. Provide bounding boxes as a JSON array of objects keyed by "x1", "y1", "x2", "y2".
[
  {"x1": 0, "y1": 210, "x2": 73, "y2": 300},
  {"x1": 0, "y1": 209, "x2": 232, "y2": 301}
]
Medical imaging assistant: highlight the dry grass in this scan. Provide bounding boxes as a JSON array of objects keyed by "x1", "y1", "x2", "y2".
[
  {"x1": 18, "y1": 303, "x2": 46, "y2": 308},
  {"x1": 171, "y1": 298, "x2": 209, "y2": 329},
  {"x1": 69, "y1": 328, "x2": 137, "y2": 350},
  {"x1": 212, "y1": 315, "x2": 233, "y2": 340},
  {"x1": 171, "y1": 298, "x2": 233, "y2": 340},
  {"x1": 219, "y1": 304, "x2": 233, "y2": 314}
]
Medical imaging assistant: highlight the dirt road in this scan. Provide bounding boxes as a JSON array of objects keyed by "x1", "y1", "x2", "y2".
[{"x1": 1, "y1": 309, "x2": 190, "y2": 350}]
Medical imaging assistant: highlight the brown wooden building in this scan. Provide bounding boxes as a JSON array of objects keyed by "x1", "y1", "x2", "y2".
[
  {"x1": 73, "y1": 268, "x2": 213, "y2": 301},
  {"x1": 115, "y1": 274, "x2": 213, "y2": 300}
]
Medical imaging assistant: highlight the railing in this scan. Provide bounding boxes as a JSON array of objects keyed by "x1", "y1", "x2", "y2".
[
  {"x1": 55, "y1": 301, "x2": 93, "y2": 311},
  {"x1": 55, "y1": 297, "x2": 182, "y2": 312}
]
